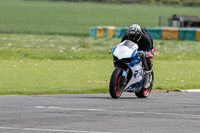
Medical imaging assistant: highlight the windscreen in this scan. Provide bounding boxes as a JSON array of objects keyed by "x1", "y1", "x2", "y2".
[{"x1": 121, "y1": 40, "x2": 136, "y2": 49}]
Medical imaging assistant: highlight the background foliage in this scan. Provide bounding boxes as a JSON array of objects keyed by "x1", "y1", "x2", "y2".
[{"x1": 49, "y1": 0, "x2": 200, "y2": 6}]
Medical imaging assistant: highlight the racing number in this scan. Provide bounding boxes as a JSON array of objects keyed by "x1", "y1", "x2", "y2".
[{"x1": 134, "y1": 68, "x2": 143, "y2": 78}]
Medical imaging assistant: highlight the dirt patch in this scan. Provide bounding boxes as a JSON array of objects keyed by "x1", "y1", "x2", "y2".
[
  {"x1": 152, "y1": 89, "x2": 180, "y2": 93},
  {"x1": 87, "y1": 81, "x2": 183, "y2": 93}
]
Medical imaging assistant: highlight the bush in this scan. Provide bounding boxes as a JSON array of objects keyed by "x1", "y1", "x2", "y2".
[
  {"x1": 181, "y1": 0, "x2": 200, "y2": 6},
  {"x1": 162, "y1": 0, "x2": 181, "y2": 4}
]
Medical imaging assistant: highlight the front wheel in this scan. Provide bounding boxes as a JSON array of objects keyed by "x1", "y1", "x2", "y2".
[
  {"x1": 135, "y1": 71, "x2": 154, "y2": 98},
  {"x1": 109, "y1": 68, "x2": 124, "y2": 99}
]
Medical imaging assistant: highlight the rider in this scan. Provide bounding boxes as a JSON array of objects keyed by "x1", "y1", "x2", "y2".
[{"x1": 121, "y1": 24, "x2": 155, "y2": 89}]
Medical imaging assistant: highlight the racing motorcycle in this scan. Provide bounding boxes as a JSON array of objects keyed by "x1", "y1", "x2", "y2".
[{"x1": 109, "y1": 40, "x2": 154, "y2": 98}]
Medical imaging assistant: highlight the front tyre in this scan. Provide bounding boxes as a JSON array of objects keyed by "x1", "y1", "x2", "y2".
[
  {"x1": 135, "y1": 71, "x2": 154, "y2": 98},
  {"x1": 109, "y1": 68, "x2": 124, "y2": 99}
]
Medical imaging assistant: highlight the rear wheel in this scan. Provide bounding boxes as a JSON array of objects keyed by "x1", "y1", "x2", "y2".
[
  {"x1": 135, "y1": 71, "x2": 154, "y2": 98},
  {"x1": 109, "y1": 69, "x2": 124, "y2": 99}
]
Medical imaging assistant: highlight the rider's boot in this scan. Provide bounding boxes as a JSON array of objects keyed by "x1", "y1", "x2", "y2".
[{"x1": 143, "y1": 70, "x2": 152, "y2": 89}]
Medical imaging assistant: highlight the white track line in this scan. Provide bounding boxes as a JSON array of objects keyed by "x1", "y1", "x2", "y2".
[
  {"x1": 35, "y1": 106, "x2": 106, "y2": 112},
  {"x1": 0, "y1": 127, "x2": 114, "y2": 133},
  {"x1": 35, "y1": 106, "x2": 200, "y2": 118},
  {"x1": 181, "y1": 89, "x2": 200, "y2": 92}
]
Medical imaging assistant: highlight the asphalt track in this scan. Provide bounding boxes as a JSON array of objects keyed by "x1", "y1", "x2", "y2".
[{"x1": 0, "y1": 92, "x2": 200, "y2": 133}]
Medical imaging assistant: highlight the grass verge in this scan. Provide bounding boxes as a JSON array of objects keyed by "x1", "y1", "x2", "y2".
[
  {"x1": 0, "y1": 59, "x2": 199, "y2": 95},
  {"x1": 0, "y1": 33, "x2": 200, "y2": 95}
]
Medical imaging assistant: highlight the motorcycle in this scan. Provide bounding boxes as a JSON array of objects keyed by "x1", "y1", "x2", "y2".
[{"x1": 109, "y1": 40, "x2": 154, "y2": 98}]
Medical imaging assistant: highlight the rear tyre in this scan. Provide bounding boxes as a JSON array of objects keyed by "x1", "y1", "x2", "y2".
[
  {"x1": 135, "y1": 71, "x2": 154, "y2": 98},
  {"x1": 109, "y1": 68, "x2": 124, "y2": 99}
]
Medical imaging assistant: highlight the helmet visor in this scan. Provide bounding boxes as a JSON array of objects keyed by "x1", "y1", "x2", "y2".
[{"x1": 127, "y1": 29, "x2": 141, "y2": 43}]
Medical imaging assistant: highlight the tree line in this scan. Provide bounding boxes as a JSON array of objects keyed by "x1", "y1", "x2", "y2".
[{"x1": 31, "y1": 0, "x2": 200, "y2": 6}]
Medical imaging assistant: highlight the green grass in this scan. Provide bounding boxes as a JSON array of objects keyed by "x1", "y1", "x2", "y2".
[
  {"x1": 0, "y1": 34, "x2": 118, "y2": 60},
  {"x1": 1, "y1": 34, "x2": 200, "y2": 60},
  {"x1": 0, "y1": 0, "x2": 200, "y2": 36},
  {"x1": 1, "y1": 59, "x2": 199, "y2": 95},
  {"x1": 0, "y1": 33, "x2": 200, "y2": 95},
  {"x1": 0, "y1": 59, "x2": 112, "y2": 95},
  {"x1": 0, "y1": 0, "x2": 200, "y2": 95},
  {"x1": 154, "y1": 60, "x2": 200, "y2": 90}
]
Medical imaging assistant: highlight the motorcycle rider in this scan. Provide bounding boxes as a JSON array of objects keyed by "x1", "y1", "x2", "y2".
[{"x1": 121, "y1": 24, "x2": 155, "y2": 89}]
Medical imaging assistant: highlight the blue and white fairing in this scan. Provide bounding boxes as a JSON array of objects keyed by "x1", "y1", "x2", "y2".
[
  {"x1": 111, "y1": 40, "x2": 144, "y2": 92},
  {"x1": 111, "y1": 40, "x2": 138, "y2": 59}
]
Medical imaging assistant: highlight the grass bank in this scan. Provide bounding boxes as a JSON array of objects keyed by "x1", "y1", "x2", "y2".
[
  {"x1": 0, "y1": 33, "x2": 200, "y2": 95},
  {"x1": 1, "y1": 59, "x2": 199, "y2": 95}
]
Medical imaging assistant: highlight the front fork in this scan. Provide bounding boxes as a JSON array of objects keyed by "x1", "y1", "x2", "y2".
[
  {"x1": 142, "y1": 57, "x2": 149, "y2": 71},
  {"x1": 142, "y1": 57, "x2": 152, "y2": 88}
]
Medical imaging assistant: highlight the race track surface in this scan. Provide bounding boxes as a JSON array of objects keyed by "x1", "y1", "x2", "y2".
[{"x1": 0, "y1": 92, "x2": 200, "y2": 133}]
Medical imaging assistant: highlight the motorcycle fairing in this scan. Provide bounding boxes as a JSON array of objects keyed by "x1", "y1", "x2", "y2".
[
  {"x1": 124, "y1": 62, "x2": 143, "y2": 92},
  {"x1": 111, "y1": 40, "x2": 144, "y2": 93},
  {"x1": 124, "y1": 79, "x2": 144, "y2": 92},
  {"x1": 128, "y1": 56, "x2": 141, "y2": 67},
  {"x1": 112, "y1": 40, "x2": 138, "y2": 60}
]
